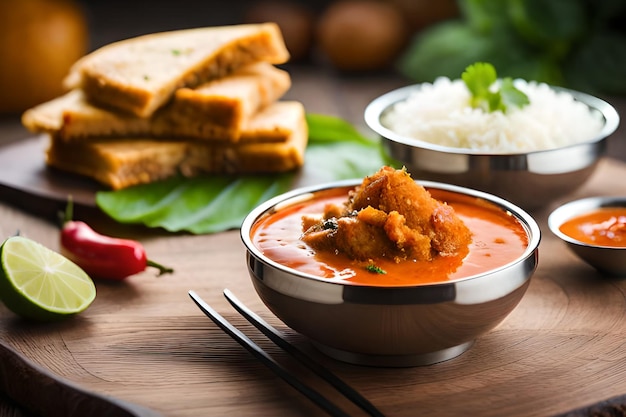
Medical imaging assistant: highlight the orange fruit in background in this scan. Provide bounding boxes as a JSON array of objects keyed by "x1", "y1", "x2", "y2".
[
  {"x1": 0, "y1": 0, "x2": 88, "y2": 114},
  {"x1": 316, "y1": 0, "x2": 409, "y2": 72}
]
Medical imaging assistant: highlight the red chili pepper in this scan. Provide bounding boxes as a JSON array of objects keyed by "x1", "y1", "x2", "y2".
[
  {"x1": 59, "y1": 199, "x2": 173, "y2": 280},
  {"x1": 60, "y1": 221, "x2": 173, "y2": 280}
]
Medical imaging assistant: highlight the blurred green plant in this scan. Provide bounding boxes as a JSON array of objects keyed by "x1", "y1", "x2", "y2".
[{"x1": 397, "y1": 0, "x2": 626, "y2": 95}]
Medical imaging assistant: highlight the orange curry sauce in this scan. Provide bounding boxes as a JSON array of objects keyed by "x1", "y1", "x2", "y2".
[
  {"x1": 559, "y1": 207, "x2": 626, "y2": 247},
  {"x1": 251, "y1": 187, "x2": 529, "y2": 286}
]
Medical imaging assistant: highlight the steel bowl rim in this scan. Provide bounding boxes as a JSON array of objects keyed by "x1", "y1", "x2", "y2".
[
  {"x1": 364, "y1": 83, "x2": 620, "y2": 157},
  {"x1": 241, "y1": 178, "x2": 542, "y2": 290},
  {"x1": 548, "y1": 195, "x2": 626, "y2": 250}
]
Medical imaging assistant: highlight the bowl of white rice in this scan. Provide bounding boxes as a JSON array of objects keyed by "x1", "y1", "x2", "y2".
[{"x1": 364, "y1": 78, "x2": 620, "y2": 210}]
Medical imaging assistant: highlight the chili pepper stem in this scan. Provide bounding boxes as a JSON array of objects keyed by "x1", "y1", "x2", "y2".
[
  {"x1": 61, "y1": 195, "x2": 74, "y2": 226},
  {"x1": 146, "y1": 259, "x2": 174, "y2": 276}
]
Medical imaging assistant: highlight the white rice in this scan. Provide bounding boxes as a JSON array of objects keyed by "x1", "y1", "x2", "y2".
[{"x1": 382, "y1": 77, "x2": 605, "y2": 153}]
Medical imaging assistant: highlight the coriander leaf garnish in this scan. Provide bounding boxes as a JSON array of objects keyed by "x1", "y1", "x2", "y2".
[
  {"x1": 499, "y1": 78, "x2": 531, "y2": 111},
  {"x1": 365, "y1": 264, "x2": 386, "y2": 274},
  {"x1": 462, "y1": 62, "x2": 497, "y2": 104},
  {"x1": 462, "y1": 62, "x2": 529, "y2": 113}
]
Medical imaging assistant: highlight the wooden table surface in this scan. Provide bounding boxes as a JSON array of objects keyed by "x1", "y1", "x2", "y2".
[{"x1": 0, "y1": 66, "x2": 626, "y2": 417}]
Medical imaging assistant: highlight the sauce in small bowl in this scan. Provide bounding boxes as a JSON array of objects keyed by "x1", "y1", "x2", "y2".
[
  {"x1": 549, "y1": 197, "x2": 626, "y2": 275},
  {"x1": 558, "y1": 207, "x2": 626, "y2": 248}
]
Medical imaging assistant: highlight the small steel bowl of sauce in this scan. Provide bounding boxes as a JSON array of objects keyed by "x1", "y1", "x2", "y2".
[{"x1": 548, "y1": 196, "x2": 626, "y2": 275}]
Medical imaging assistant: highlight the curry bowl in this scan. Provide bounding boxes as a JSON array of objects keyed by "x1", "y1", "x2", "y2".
[
  {"x1": 364, "y1": 84, "x2": 620, "y2": 211},
  {"x1": 240, "y1": 178, "x2": 541, "y2": 367},
  {"x1": 548, "y1": 196, "x2": 626, "y2": 276}
]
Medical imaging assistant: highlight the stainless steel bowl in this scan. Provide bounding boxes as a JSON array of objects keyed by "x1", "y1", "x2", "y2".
[
  {"x1": 364, "y1": 85, "x2": 620, "y2": 211},
  {"x1": 240, "y1": 180, "x2": 541, "y2": 367},
  {"x1": 548, "y1": 196, "x2": 626, "y2": 276}
]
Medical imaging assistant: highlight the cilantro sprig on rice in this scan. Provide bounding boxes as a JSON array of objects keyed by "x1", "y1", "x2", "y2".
[{"x1": 462, "y1": 62, "x2": 530, "y2": 113}]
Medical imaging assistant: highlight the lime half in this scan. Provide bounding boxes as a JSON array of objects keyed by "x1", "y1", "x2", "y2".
[{"x1": 0, "y1": 236, "x2": 96, "y2": 321}]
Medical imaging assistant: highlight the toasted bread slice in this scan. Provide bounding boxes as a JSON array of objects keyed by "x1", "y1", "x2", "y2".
[
  {"x1": 47, "y1": 139, "x2": 190, "y2": 189},
  {"x1": 169, "y1": 62, "x2": 292, "y2": 140},
  {"x1": 23, "y1": 63, "x2": 292, "y2": 142},
  {"x1": 240, "y1": 100, "x2": 304, "y2": 143},
  {"x1": 45, "y1": 102, "x2": 308, "y2": 189},
  {"x1": 64, "y1": 23, "x2": 290, "y2": 117}
]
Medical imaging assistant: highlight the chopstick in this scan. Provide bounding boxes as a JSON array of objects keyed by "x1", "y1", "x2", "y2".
[
  {"x1": 222, "y1": 288, "x2": 385, "y2": 417},
  {"x1": 188, "y1": 290, "x2": 385, "y2": 417},
  {"x1": 188, "y1": 290, "x2": 351, "y2": 417}
]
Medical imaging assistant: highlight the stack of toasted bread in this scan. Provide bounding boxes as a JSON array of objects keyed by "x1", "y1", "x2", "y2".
[{"x1": 22, "y1": 23, "x2": 308, "y2": 190}]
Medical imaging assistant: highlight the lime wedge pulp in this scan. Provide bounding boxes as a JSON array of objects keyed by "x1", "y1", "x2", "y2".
[{"x1": 0, "y1": 236, "x2": 96, "y2": 321}]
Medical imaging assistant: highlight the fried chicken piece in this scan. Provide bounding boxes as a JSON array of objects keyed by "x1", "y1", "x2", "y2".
[{"x1": 301, "y1": 166, "x2": 471, "y2": 262}]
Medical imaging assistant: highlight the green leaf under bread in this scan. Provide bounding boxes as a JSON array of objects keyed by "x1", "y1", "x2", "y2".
[{"x1": 95, "y1": 113, "x2": 391, "y2": 234}]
